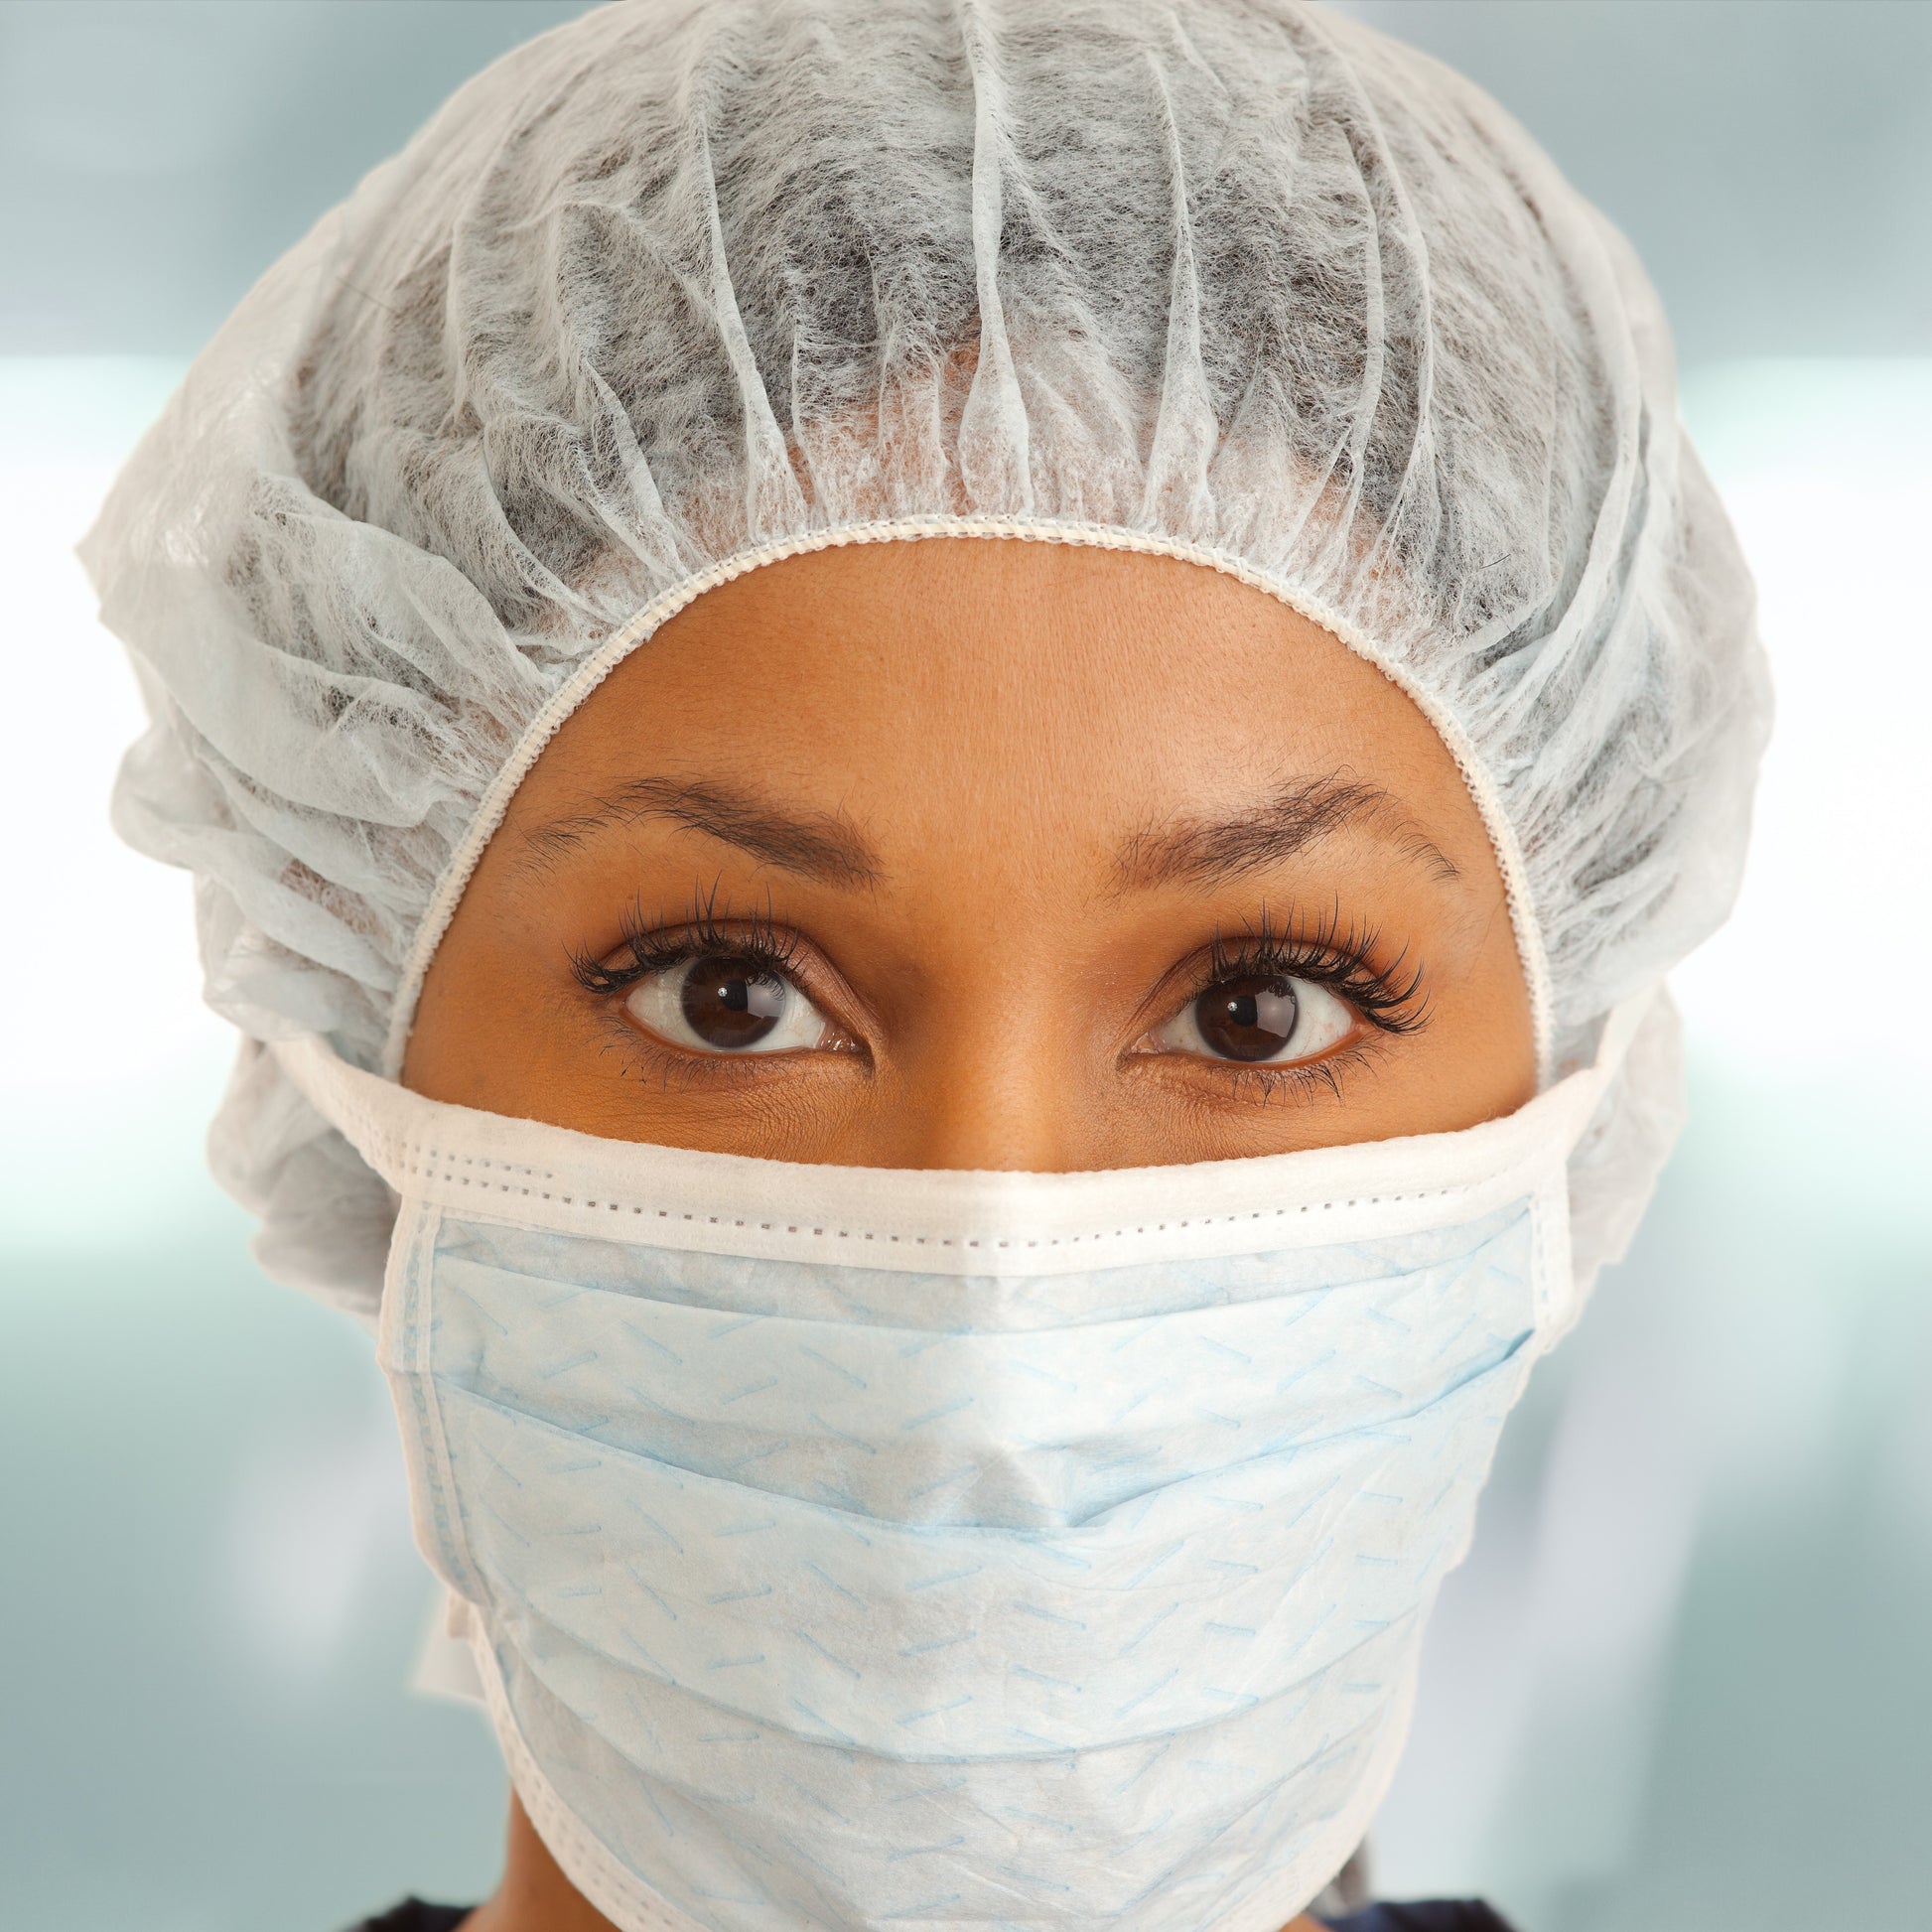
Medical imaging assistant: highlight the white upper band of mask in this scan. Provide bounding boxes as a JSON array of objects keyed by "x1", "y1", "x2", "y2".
[
  {"x1": 285, "y1": 988, "x2": 1647, "y2": 1282},
  {"x1": 376, "y1": 519, "x2": 1557, "y2": 1089}
]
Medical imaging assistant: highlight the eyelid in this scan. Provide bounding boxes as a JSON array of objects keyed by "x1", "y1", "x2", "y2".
[
  {"x1": 1131, "y1": 913, "x2": 1430, "y2": 1050},
  {"x1": 1187, "y1": 1039, "x2": 1382, "y2": 1107},
  {"x1": 569, "y1": 900, "x2": 872, "y2": 1059},
  {"x1": 1153, "y1": 970, "x2": 1355, "y2": 1066},
  {"x1": 624, "y1": 955, "x2": 834, "y2": 1056},
  {"x1": 571, "y1": 900, "x2": 803, "y2": 992}
]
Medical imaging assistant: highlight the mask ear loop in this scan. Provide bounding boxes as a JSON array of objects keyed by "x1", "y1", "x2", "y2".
[
  {"x1": 1530, "y1": 983, "x2": 1661, "y2": 1344},
  {"x1": 1530, "y1": 1161, "x2": 1581, "y2": 1343},
  {"x1": 376, "y1": 518, "x2": 1557, "y2": 1090}
]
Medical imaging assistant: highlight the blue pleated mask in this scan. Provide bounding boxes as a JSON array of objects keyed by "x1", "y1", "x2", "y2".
[{"x1": 278, "y1": 992, "x2": 1648, "y2": 1932}]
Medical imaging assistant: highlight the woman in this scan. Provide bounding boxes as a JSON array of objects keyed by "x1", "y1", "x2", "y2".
[{"x1": 81, "y1": 3, "x2": 1769, "y2": 1928}]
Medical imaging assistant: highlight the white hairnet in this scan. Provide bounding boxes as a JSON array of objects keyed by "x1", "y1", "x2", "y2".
[{"x1": 82, "y1": 0, "x2": 1767, "y2": 1321}]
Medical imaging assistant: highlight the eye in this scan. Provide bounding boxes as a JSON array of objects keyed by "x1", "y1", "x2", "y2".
[
  {"x1": 1154, "y1": 971, "x2": 1355, "y2": 1065},
  {"x1": 622, "y1": 952, "x2": 832, "y2": 1055}
]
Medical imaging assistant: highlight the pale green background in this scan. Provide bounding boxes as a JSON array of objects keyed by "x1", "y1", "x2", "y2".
[{"x1": 2, "y1": 6, "x2": 1928, "y2": 1929}]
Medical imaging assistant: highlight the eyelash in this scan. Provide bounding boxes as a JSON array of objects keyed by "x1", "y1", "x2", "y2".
[
  {"x1": 566, "y1": 896, "x2": 1427, "y2": 1101},
  {"x1": 1191, "y1": 905, "x2": 1428, "y2": 1035},
  {"x1": 1164, "y1": 905, "x2": 1428, "y2": 1104},
  {"x1": 568, "y1": 893, "x2": 807, "y2": 999}
]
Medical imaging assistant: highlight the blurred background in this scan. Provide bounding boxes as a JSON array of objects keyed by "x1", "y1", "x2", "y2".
[{"x1": 1, "y1": 3, "x2": 1927, "y2": 1929}]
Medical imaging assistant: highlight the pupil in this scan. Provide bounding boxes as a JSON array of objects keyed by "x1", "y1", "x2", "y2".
[
  {"x1": 1194, "y1": 973, "x2": 1300, "y2": 1062},
  {"x1": 680, "y1": 953, "x2": 787, "y2": 1049}
]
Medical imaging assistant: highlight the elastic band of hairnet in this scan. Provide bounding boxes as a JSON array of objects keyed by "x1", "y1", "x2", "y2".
[{"x1": 377, "y1": 515, "x2": 1557, "y2": 1086}]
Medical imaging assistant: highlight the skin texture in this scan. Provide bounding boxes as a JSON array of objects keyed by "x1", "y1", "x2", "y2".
[{"x1": 411, "y1": 537, "x2": 1536, "y2": 1932}]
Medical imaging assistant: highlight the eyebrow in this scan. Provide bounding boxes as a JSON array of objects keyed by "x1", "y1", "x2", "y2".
[
  {"x1": 513, "y1": 776, "x2": 883, "y2": 887},
  {"x1": 1113, "y1": 773, "x2": 1460, "y2": 892}
]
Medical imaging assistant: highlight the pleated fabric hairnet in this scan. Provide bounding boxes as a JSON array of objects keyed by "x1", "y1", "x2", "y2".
[{"x1": 81, "y1": 0, "x2": 1768, "y2": 1320}]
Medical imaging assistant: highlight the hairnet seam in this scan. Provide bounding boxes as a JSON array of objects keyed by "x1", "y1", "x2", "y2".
[{"x1": 378, "y1": 517, "x2": 1555, "y2": 1084}]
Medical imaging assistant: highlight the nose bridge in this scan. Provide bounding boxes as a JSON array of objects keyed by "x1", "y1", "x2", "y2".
[
  {"x1": 880, "y1": 948, "x2": 1108, "y2": 1173},
  {"x1": 890, "y1": 1035, "x2": 1094, "y2": 1173}
]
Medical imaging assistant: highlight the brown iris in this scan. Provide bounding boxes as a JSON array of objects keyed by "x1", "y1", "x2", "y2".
[
  {"x1": 678, "y1": 955, "x2": 789, "y2": 1049},
  {"x1": 1192, "y1": 973, "x2": 1302, "y2": 1062}
]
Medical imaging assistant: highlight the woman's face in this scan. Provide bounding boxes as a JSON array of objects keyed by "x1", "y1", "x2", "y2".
[{"x1": 404, "y1": 538, "x2": 1534, "y2": 1168}]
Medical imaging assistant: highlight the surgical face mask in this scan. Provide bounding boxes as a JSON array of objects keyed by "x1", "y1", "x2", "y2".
[{"x1": 279, "y1": 993, "x2": 1649, "y2": 1932}]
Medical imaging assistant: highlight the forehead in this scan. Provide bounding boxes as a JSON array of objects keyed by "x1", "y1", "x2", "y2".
[{"x1": 508, "y1": 537, "x2": 1490, "y2": 876}]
